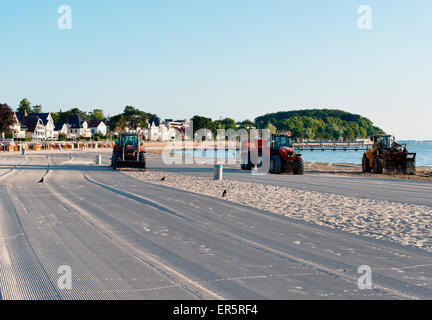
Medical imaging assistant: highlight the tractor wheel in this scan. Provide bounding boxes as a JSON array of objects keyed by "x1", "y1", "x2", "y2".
[
  {"x1": 270, "y1": 155, "x2": 282, "y2": 174},
  {"x1": 372, "y1": 158, "x2": 383, "y2": 174},
  {"x1": 113, "y1": 154, "x2": 121, "y2": 171},
  {"x1": 139, "y1": 152, "x2": 146, "y2": 162},
  {"x1": 240, "y1": 152, "x2": 248, "y2": 170},
  {"x1": 247, "y1": 154, "x2": 252, "y2": 170},
  {"x1": 241, "y1": 163, "x2": 250, "y2": 170},
  {"x1": 362, "y1": 154, "x2": 371, "y2": 172},
  {"x1": 378, "y1": 158, "x2": 384, "y2": 173},
  {"x1": 111, "y1": 152, "x2": 118, "y2": 167},
  {"x1": 293, "y1": 157, "x2": 304, "y2": 175},
  {"x1": 241, "y1": 154, "x2": 252, "y2": 170},
  {"x1": 139, "y1": 152, "x2": 146, "y2": 170}
]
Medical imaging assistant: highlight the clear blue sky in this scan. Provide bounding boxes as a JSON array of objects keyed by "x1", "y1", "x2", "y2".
[{"x1": 1, "y1": 0, "x2": 431, "y2": 139}]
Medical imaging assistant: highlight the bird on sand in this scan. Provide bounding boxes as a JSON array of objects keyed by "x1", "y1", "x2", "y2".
[
  {"x1": 160, "y1": 176, "x2": 166, "y2": 181},
  {"x1": 222, "y1": 190, "x2": 227, "y2": 198},
  {"x1": 38, "y1": 177, "x2": 44, "y2": 183}
]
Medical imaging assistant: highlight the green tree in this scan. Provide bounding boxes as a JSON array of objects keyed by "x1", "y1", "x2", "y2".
[
  {"x1": 213, "y1": 120, "x2": 222, "y2": 132},
  {"x1": 17, "y1": 98, "x2": 32, "y2": 114},
  {"x1": 109, "y1": 106, "x2": 156, "y2": 131},
  {"x1": 238, "y1": 119, "x2": 254, "y2": 129},
  {"x1": 69, "y1": 107, "x2": 89, "y2": 120},
  {"x1": 109, "y1": 114, "x2": 126, "y2": 131},
  {"x1": 191, "y1": 115, "x2": 216, "y2": 134},
  {"x1": 237, "y1": 119, "x2": 255, "y2": 133},
  {"x1": 305, "y1": 127, "x2": 315, "y2": 139},
  {"x1": 343, "y1": 127, "x2": 355, "y2": 140},
  {"x1": 255, "y1": 109, "x2": 384, "y2": 140},
  {"x1": 51, "y1": 108, "x2": 89, "y2": 124},
  {"x1": 51, "y1": 112, "x2": 61, "y2": 124},
  {"x1": 31, "y1": 105, "x2": 42, "y2": 113},
  {"x1": 266, "y1": 122, "x2": 277, "y2": 134},
  {"x1": 89, "y1": 109, "x2": 105, "y2": 120},
  {"x1": 220, "y1": 118, "x2": 237, "y2": 130}
]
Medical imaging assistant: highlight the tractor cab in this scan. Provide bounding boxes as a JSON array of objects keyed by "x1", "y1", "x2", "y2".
[
  {"x1": 121, "y1": 133, "x2": 139, "y2": 147},
  {"x1": 270, "y1": 133, "x2": 301, "y2": 155},
  {"x1": 373, "y1": 134, "x2": 393, "y2": 149},
  {"x1": 271, "y1": 134, "x2": 293, "y2": 149}
]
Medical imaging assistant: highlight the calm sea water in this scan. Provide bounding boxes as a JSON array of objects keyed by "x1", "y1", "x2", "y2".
[{"x1": 180, "y1": 141, "x2": 432, "y2": 167}]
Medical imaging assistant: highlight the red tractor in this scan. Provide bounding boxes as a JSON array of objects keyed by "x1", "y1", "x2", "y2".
[
  {"x1": 241, "y1": 134, "x2": 304, "y2": 175},
  {"x1": 112, "y1": 132, "x2": 146, "y2": 170}
]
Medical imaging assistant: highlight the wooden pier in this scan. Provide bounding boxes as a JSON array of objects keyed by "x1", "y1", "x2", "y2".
[{"x1": 294, "y1": 140, "x2": 373, "y2": 152}]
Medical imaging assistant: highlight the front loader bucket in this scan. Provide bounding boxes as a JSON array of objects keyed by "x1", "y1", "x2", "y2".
[
  {"x1": 115, "y1": 160, "x2": 146, "y2": 171},
  {"x1": 383, "y1": 152, "x2": 416, "y2": 174}
]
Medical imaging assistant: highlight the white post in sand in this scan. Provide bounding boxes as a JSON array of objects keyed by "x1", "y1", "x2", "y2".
[
  {"x1": 96, "y1": 155, "x2": 102, "y2": 165},
  {"x1": 214, "y1": 165, "x2": 223, "y2": 181}
]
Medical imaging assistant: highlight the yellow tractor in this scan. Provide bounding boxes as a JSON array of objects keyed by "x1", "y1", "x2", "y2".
[{"x1": 362, "y1": 134, "x2": 416, "y2": 174}]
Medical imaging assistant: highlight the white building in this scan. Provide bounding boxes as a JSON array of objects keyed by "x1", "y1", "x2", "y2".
[
  {"x1": 145, "y1": 121, "x2": 161, "y2": 141},
  {"x1": 67, "y1": 115, "x2": 91, "y2": 138},
  {"x1": 55, "y1": 123, "x2": 70, "y2": 136},
  {"x1": 11, "y1": 113, "x2": 26, "y2": 139},
  {"x1": 29, "y1": 113, "x2": 56, "y2": 139},
  {"x1": 21, "y1": 115, "x2": 46, "y2": 141},
  {"x1": 89, "y1": 120, "x2": 107, "y2": 136},
  {"x1": 144, "y1": 118, "x2": 190, "y2": 141},
  {"x1": 159, "y1": 124, "x2": 178, "y2": 141}
]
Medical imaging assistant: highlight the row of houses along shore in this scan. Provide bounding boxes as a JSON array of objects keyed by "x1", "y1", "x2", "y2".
[{"x1": 7, "y1": 111, "x2": 191, "y2": 142}]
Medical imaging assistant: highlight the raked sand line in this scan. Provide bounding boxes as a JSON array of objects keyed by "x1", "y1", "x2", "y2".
[{"x1": 124, "y1": 170, "x2": 432, "y2": 252}]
